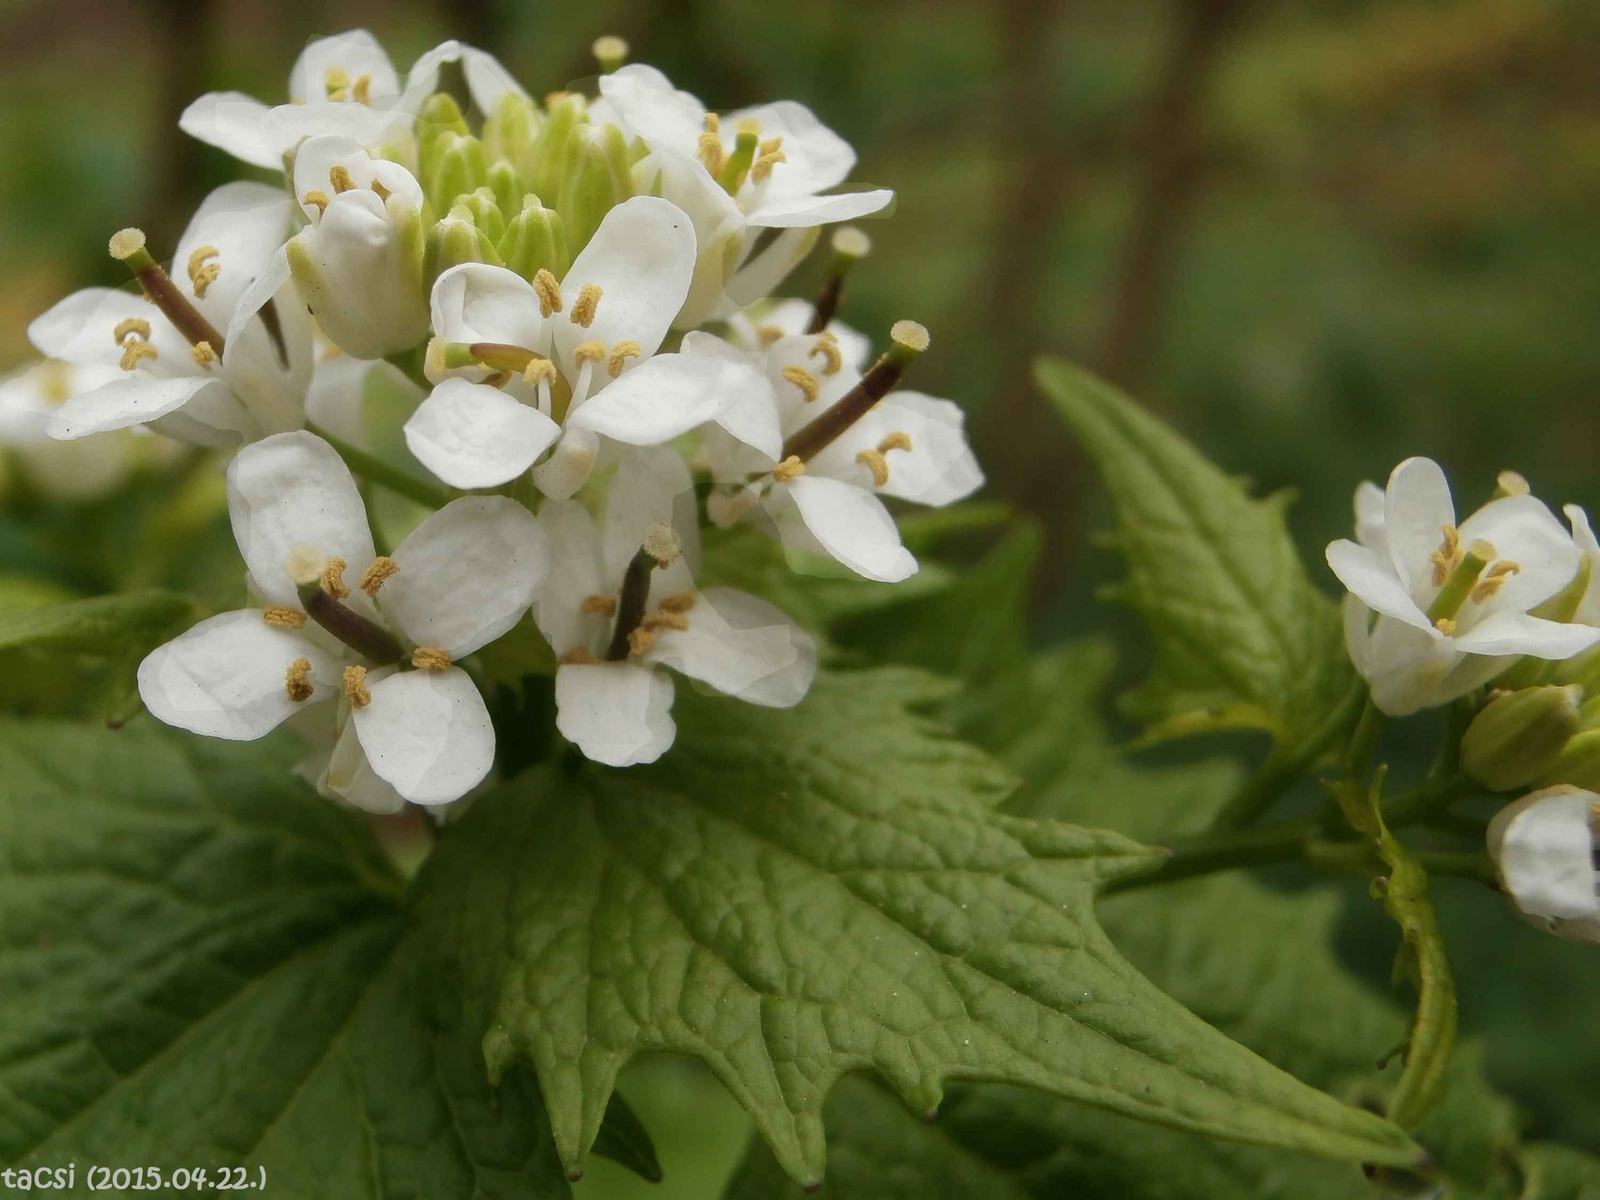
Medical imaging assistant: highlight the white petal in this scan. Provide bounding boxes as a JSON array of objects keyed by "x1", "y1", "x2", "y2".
[
  {"x1": 353, "y1": 666, "x2": 493, "y2": 805},
  {"x1": 746, "y1": 189, "x2": 895, "y2": 229},
  {"x1": 321, "y1": 715, "x2": 408, "y2": 815},
  {"x1": 1566, "y1": 504, "x2": 1600, "y2": 626},
  {"x1": 383, "y1": 496, "x2": 548, "y2": 659},
  {"x1": 30, "y1": 288, "x2": 192, "y2": 369},
  {"x1": 780, "y1": 474, "x2": 916, "y2": 582},
  {"x1": 1324, "y1": 540, "x2": 1432, "y2": 631},
  {"x1": 1452, "y1": 612, "x2": 1600, "y2": 659},
  {"x1": 47, "y1": 376, "x2": 236, "y2": 442},
  {"x1": 179, "y1": 92, "x2": 278, "y2": 170},
  {"x1": 429, "y1": 263, "x2": 544, "y2": 351},
  {"x1": 258, "y1": 102, "x2": 412, "y2": 162},
  {"x1": 810, "y1": 391, "x2": 983, "y2": 507},
  {"x1": 602, "y1": 446, "x2": 701, "y2": 587},
  {"x1": 534, "y1": 500, "x2": 606, "y2": 656},
  {"x1": 404, "y1": 380, "x2": 558, "y2": 489},
  {"x1": 721, "y1": 226, "x2": 820, "y2": 312},
  {"x1": 555, "y1": 196, "x2": 697, "y2": 371},
  {"x1": 1384, "y1": 456, "x2": 1455, "y2": 596},
  {"x1": 227, "y1": 430, "x2": 375, "y2": 608},
  {"x1": 138, "y1": 611, "x2": 339, "y2": 740},
  {"x1": 529, "y1": 426, "x2": 600, "y2": 500},
  {"x1": 1457, "y1": 493, "x2": 1579, "y2": 616},
  {"x1": 747, "y1": 298, "x2": 872, "y2": 371},
  {"x1": 726, "y1": 101, "x2": 857, "y2": 195},
  {"x1": 406, "y1": 40, "x2": 530, "y2": 112},
  {"x1": 289, "y1": 30, "x2": 400, "y2": 104},
  {"x1": 596, "y1": 64, "x2": 706, "y2": 152},
  {"x1": 1342, "y1": 592, "x2": 1373, "y2": 677},
  {"x1": 304, "y1": 355, "x2": 422, "y2": 447},
  {"x1": 1362, "y1": 616, "x2": 1460, "y2": 716},
  {"x1": 1488, "y1": 788, "x2": 1600, "y2": 923},
  {"x1": 555, "y1": 662, "x2": 677, "y2": 767},
  {"x1": 568, "y1": 350, "x2": 752, "y2": 445},
  {"x1": 684, "y1": 331, "x2": 784, "y2": 462},
  {"x1": 293, "y1": 135, "x2": 424, "y2": 217},
  {"x1": 649, "y1": 587, "x2": 816, "y2": 707},
  {"x1": 175, "y1": 182, "x2": 296, "y2": 332}
]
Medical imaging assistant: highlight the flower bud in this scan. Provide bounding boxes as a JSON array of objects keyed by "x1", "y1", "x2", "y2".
[
  {"x1": 459, "y1": 187, "x2": 506, "y2": 245},
  {"x1": 1487, "y1": 786, "x2": 1600, "y2": 945},
  {"x1": 484, "y1": 91, "x2": 541, "y2": 180},
  {"x1": 488, "y1": 160, "x2": 523, "y2": 223},
  {"x1": 497, "y1": 195, "x2": 569, "y2": 280},
  {"x1": 557, "y1": 123, "x2": 633, "y2": 259},
  {"x1": 1536, "y1": 728, "x2": 1600, "y2": 791},
  {"x1": 426, "y1": 132, "x2": 490, "y2": 217},
  {"x1": 417, "y1": 92, "x2": 469, "y2": 173},
  {"x1": 426, "y1": 202, "x2": 504, "y2": 279},
  {"x1": 1462, "y1": 685, "x2": 1583, "y2": 791},
  {"x1": 527, "y1": 92, "x2": 588, "y2": 203}
]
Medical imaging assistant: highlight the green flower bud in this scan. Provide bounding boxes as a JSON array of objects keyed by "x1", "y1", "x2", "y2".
[
  {"x1": 488, "y1": 160, "x2": 523, "y2": 223},
  {"x1": 1537, "y1": 728, "x2": 1600, "y2": 791},
  {"x1": 427, "y1": 133, "x2": 491, "y2": 217},
  {"x1": 527, "y1": 92, "x2": 588, "y2": 203},
  {"x1": 1462, "y1": 684, "x2": 1584, "y2": 792},
  {"x1": 557, "y1": 123, "x2": 633, "y2": 258},
  {"x1": 459, "y1": 187, "x2": 506, "y2": 245},
  {"x1": 484, "y1": 92, "x2": 541, "y2": 178},
  {"x1": 417, "y1": 93, "x2": 470, "y2": 176},
  {"x1": 426, "y1": 203, "x2": 503, "y2": 282},
  {"x1": 498, "y1": 195, "x2": 569, "y2": 280}
]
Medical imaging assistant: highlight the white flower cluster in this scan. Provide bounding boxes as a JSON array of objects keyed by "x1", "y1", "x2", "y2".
[{"x1": 17, "y1": 31, "x2": 982, "y2": 812}]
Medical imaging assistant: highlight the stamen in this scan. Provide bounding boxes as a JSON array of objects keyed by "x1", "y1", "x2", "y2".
[
  {"x1": 781, "y1": 365, "x2": 820, "y2": 402},
  {"x1": 1435, "y1": 618, "x2": 1457, "y2": 636},
  {"x1": 1428, "y1": 538, "x2": 1495, "y2": 626},
  {"x1": 324, "y1": 66, "x2": 350, "y2": 97},
  {"x1": 607, "y1": 340, "x2": 641, "y2": 377},
  {"x1": 119, "y1": 340, "x2": 158, "y2": 371},
  {"x1": 110, "y1": 227, "x2": 231, "y2": 357},
  {"x1": 191, "y1": 341, "x2": 218, "y2": 368},
  {"x1": 285, "y1": 659, "x2": 315, "y2": 703},
  {"x1": 754, "y1": 323, "x2": 783, "y2": 348},
  {"x1": 523, "y1": 357, "x2": 557, "y2": 385},
  {"x1": 303, "y1": 190, "x2": 331, "y2": 215},
  {"x1": 581, "y1": 595, "x2": 618, "y2": 616},
  {"x1": 806, "y1": 227, "x2": 872, "y2": 334},
  {"x1": 186, "y1": 245, "x2": 221, "y2": 298},
  {"x1": 810, "y1": 338, "x2": 843, "y2": 375},
  {"x1": 343, "y1": 664, "x2": 372, "y2": 709},
  {"x1": 322, "y1": 556, "x2": 349, "y2": 600},
  {"x1": 329, "y1": 165, "x2": 356, "y2": 194},
  {"x1": 573, "y1": 339, "x2": 605, "y2": 366},
  {"x1": 627, "y1": 627, "x2": 657, "y2": 657},
  {"x1": 112, "y1": 317, "x2": 152, "y2": 345},
  {"x1": 642, "y1": 610, "x2": 690, "y2": 633},
  {"x1": 352, "y1": 73, "x2": 372, "y2": 104},
  {"x1": 359, "y1": 555, "x2": 399, "y2": 596},
  {"x1": 533, "y1": 268, "x2": 563, "y2": 317},
  {"x1": 263, "y1": 606, "x2": 307, "y2": 629},
  {"x1": 1496, "y1": 470, "x2": 1530, "y2": 498},
  {"x1": 642, "y1": 522, "x2": 682, "y2": 566},
  {"x1": 560, "y1": 647, "x2": 598, "y2": 665},
  {"x1": 750, "y1": 150, "x2": 787, "y2": 183},
  {"x1": 411, "y1": 647, "x2": 451, "y2": 670},
  {"x1": 773, "y1": 455, "x2": 806, "y2": 481},
  {"x1": 698, "y1": 113, "x2": 725, "y2": 174},
  {"x1": 1472, "y1": 560, "x2": 1522, "y2": 603},
  {"x1": 1429, "y1": 524, "x2": 1462, "y2": 587},
  {"x1": 657, "y1": 591, "x2": 696, "y2": 614},
  {"x1": 879, "y1": 431, "x2": 912, "y2": 453},
  {"x1": 717, "y1": 130, "x2": 759, "y2": 193},
  {"x1": 856, "y1": 448, "x2": 890, "y2": 487},
  {"x1": 776, "y1": 318, "x2": 929, "y2": 466},
  {"x1": 370, "y1": 178, "x2": 391, "y2": 202},
  {"x1": 569, "y1": 283, "x2": 602, "y2": 328},
  {"x1": 759, "y1": 136, "x2": 784, "y2": 157}
]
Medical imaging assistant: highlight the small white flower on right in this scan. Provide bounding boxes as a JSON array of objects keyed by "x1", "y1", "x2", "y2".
[
  {"x1": 1487, "y1": 785, "x2": 1600, "y2": 945},
  {"x1": 1328, "y1": 457, "x2": 1600, "y2": 716}
]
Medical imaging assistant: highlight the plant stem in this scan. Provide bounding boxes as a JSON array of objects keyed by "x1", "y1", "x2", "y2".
[
  {"x1": 308, "y1": 424, "x2": 453, "y2": 509},
  {"x1": 1343, "y1": 696, "x2": 1387, "y2": 782},
  {"x1": 1107, "y1": 818, "x2": 1319, "y2": 892}
]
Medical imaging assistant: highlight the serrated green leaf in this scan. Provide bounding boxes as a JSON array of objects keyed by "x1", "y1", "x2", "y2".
[
  {"x1": 1035, "y1": 357, "x2": 1354, "y2": 748},
  {"x1": 590, "y1": 1093, "x2": 663, "y2": 1185},
  {"x1": 0, "y1": 720, "x2": 572, "y2": 1199},
  {"x1": 409, "y1": 667, "x2": 1419, "y2": 1188}
]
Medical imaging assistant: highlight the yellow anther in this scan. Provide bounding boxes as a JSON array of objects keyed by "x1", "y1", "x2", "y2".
[
  {"x1": 1429, "y1": 524, "x2": 1462, "y2": 587},
  {"x1": 773, "y1": 455, "x2": 806, "y2": 481},
  {"x1": 329, "y1": 165, "x2": 356, "y2": 194},
  {"x1": 370, "y1": 178, "x2": 391, "y2": 202},
  {"x1": 186, "y1": 245, "x2": 220, "y2": 298},
  {"x1": 781, "y1": 364, "x2": 820, "y2": 402},
  {"x1": 573, "y1": 339, "x2": 606, "y2": 366},
  {"x1": 1497, "y1": 470, "x2": 1530, "y2": 497},
  {"x1": 697, "y1": 113, "x2": 725, "y2": 173},
  {"x1": 559, "y1": 646, "x2": 598, "y2": 665},
  {"x1": 190, "y1": 341, "x2": 218, "y2": 368},
  {"x1": 810, "y1": 338, "x2": 842, "y2": 375},
  {"x1": 113, "y1": 317, "x2": 152, "y2": 345},
  {"x1": 878, "y1": 431, "x2": 913, "y2": 454},
  {"x1": 304, "y1": 190, "x2": 330, "y2": 214},
  {"x1": 285, "y1": 658, "x2": 315, "y2": 703},
  {"x1": 750, "y1": 150, "x2": 787, "y2": 183},
  {"x1": 569, "y1": 283, "x2": 602, "y2": 328},
  {"x1": 327, "y1": 87, "x2": 351, "y2": 102},
  {"x1": 322, "y1": 556, "x2": 349, "y2": 600},
  {"x1": 642, "y1": 610, "x2": 690, "y2": 633},
  {"x1": 754, "y1": 323, "x2": 783, "y2": 348},
  {"x1": 411, "y1": 646, "x2": 452, "y2": 670},
  {"x1": 359, "y1": 555, "x2": 399, "y2": 596},
  {"x1": 533, "y1": 268, "x2": 563, "y2": 317},
  {"x1": 642, "y1": 521, "x2": 682, "y2": 567},
  {"x1": 324, "y1": 66, "x2": 350, "y2": 96},
  {"x1": 1435, "y1": 617, "x2": 1457, "y2": 636},
  {"x1": 581, "y1": 595, "x2": 618, "y2": 616},
  {"x1": 627, "y1": 627, "x2": 657, "y2": 657},
  {"x1": 1472, "y1": 560, "x2": 1522, "y2": 603},
  {"x1": 119, "y1": 340, "x2": 159, "y2": 371},
  {"x1": 608, "y1": 340, "x2": 642, "y2": 378},
  {"x1": 759, "y1": 136, "x2": 783, "y2": 157},
  {"x1": 263, "y1": 606, "x2": 307, "y2": 629},
  {"x1": 856, "y1": 448, "x2": 889, "y2": 487},
  {"x1": 523, "y1": 357, "x2": 557, "y2": 386},
  {"x1": 657, "y1": 591, "x2": 697, "y2": 614},
  {"x1": 352, "y1": 73, "x2": 372, "y2": 104},
  {"x1": 343, "y1": 664, "x2": 371, "y2": 709}
]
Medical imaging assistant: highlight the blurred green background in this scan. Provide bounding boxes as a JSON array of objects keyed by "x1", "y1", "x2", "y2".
[{"x1": 3, "y1": 0, "x2": 1600, "y2": 1195}]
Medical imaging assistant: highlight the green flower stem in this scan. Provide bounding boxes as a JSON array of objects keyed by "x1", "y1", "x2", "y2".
[
  {"x1": 1343, "y1": 696, "x2": 1387, "y2": 782},
  {"x1": 1305, "y1": 838, "x2": 1497, "y2": 887},
  {"x1": 309, "y1": 423, "x2": 453, "y2": 509}
]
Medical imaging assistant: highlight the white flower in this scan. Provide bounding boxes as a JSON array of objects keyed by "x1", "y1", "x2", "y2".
[
  {"x1": 30, "y1": 184, "x2": 313, "y2": 448},
  {"x1": 0, "y1": 360, "x2": 174, "y2": 502},
  {"x1": 1487, "y1": 785, "x2": 1600, "y2": 945},
  {"x1": 227, "y1": 137, "x2": 430, "y2": 362},
  {"x1": 1562, "y1": 504, "x2": 1600, "y2": 627},
  {"x1": 726, "y1": 296, "x2": 872, "y2": 375},
  {"x1": 1327, "y1": 457, "x2": 1600, "y2": 716},
  {"x1": 179, "y1": 30, "x2": 527, "y2": 172},
  {"x1": 597, "y1": 64, "x2": 894, "y2": 328},
  {"x1": 534, "y1": 446, "x2": 816, "y2": 766},
  {"x1": 138, "y1": 431, "x2": 546, "y2": 807},
  {"x1": 705, "y1": 324, "x2": 982, "y2": 583},
  {"x1": 405, "y1": 195, "x2": 764, "y2": 499}
]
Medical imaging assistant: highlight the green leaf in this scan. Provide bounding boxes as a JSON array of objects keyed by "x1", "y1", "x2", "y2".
[
  {"x1": 1035, "y1": 356, "x2": 1354, "y2": 749},
  {"x1": 590, "y1": 1093, "x2": 664, "y2": 1185},
  {"x1": 1517, "y1": 1145, "x2": 1600, "y2": 1200},
  {"x1": 410, "y1": 667, "x2": 1420, "y2": 1188},
  {"x1": 0, "y1": 589, "x2": 196, "y2": 656},
  {"x1": 0, "y1": 720, "x2": 572, "y2": 1199}
]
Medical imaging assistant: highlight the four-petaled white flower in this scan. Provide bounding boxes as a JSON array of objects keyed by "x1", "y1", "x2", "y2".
[
  {"x1": 705, "y1": 325, "x2": 983, "y2": 582},
  {"x1": 534, "y1": 446, "x2": 816, "y2": 766},
  {"x1": 1487, "y1": 785, "x2": 1600, "y2": 945},
  {"x1": 179, "y1": 30, "x2": 527, "y2": 173},
  {"x1": 1328, "y1": 457, "x2": 1600, "y2": 716},
  {"x1": 597, "y1": 64, "x2": 894, "y2": 328},
  {"x1": 406, "y1": 195, "x2": 765, "y2": 499},
  {"x1": 30, "y1": 184, "x2": 314, "y2": 447},
  {"x1": 138, "y1": 431, "x2": 547, "y2": 809}
]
